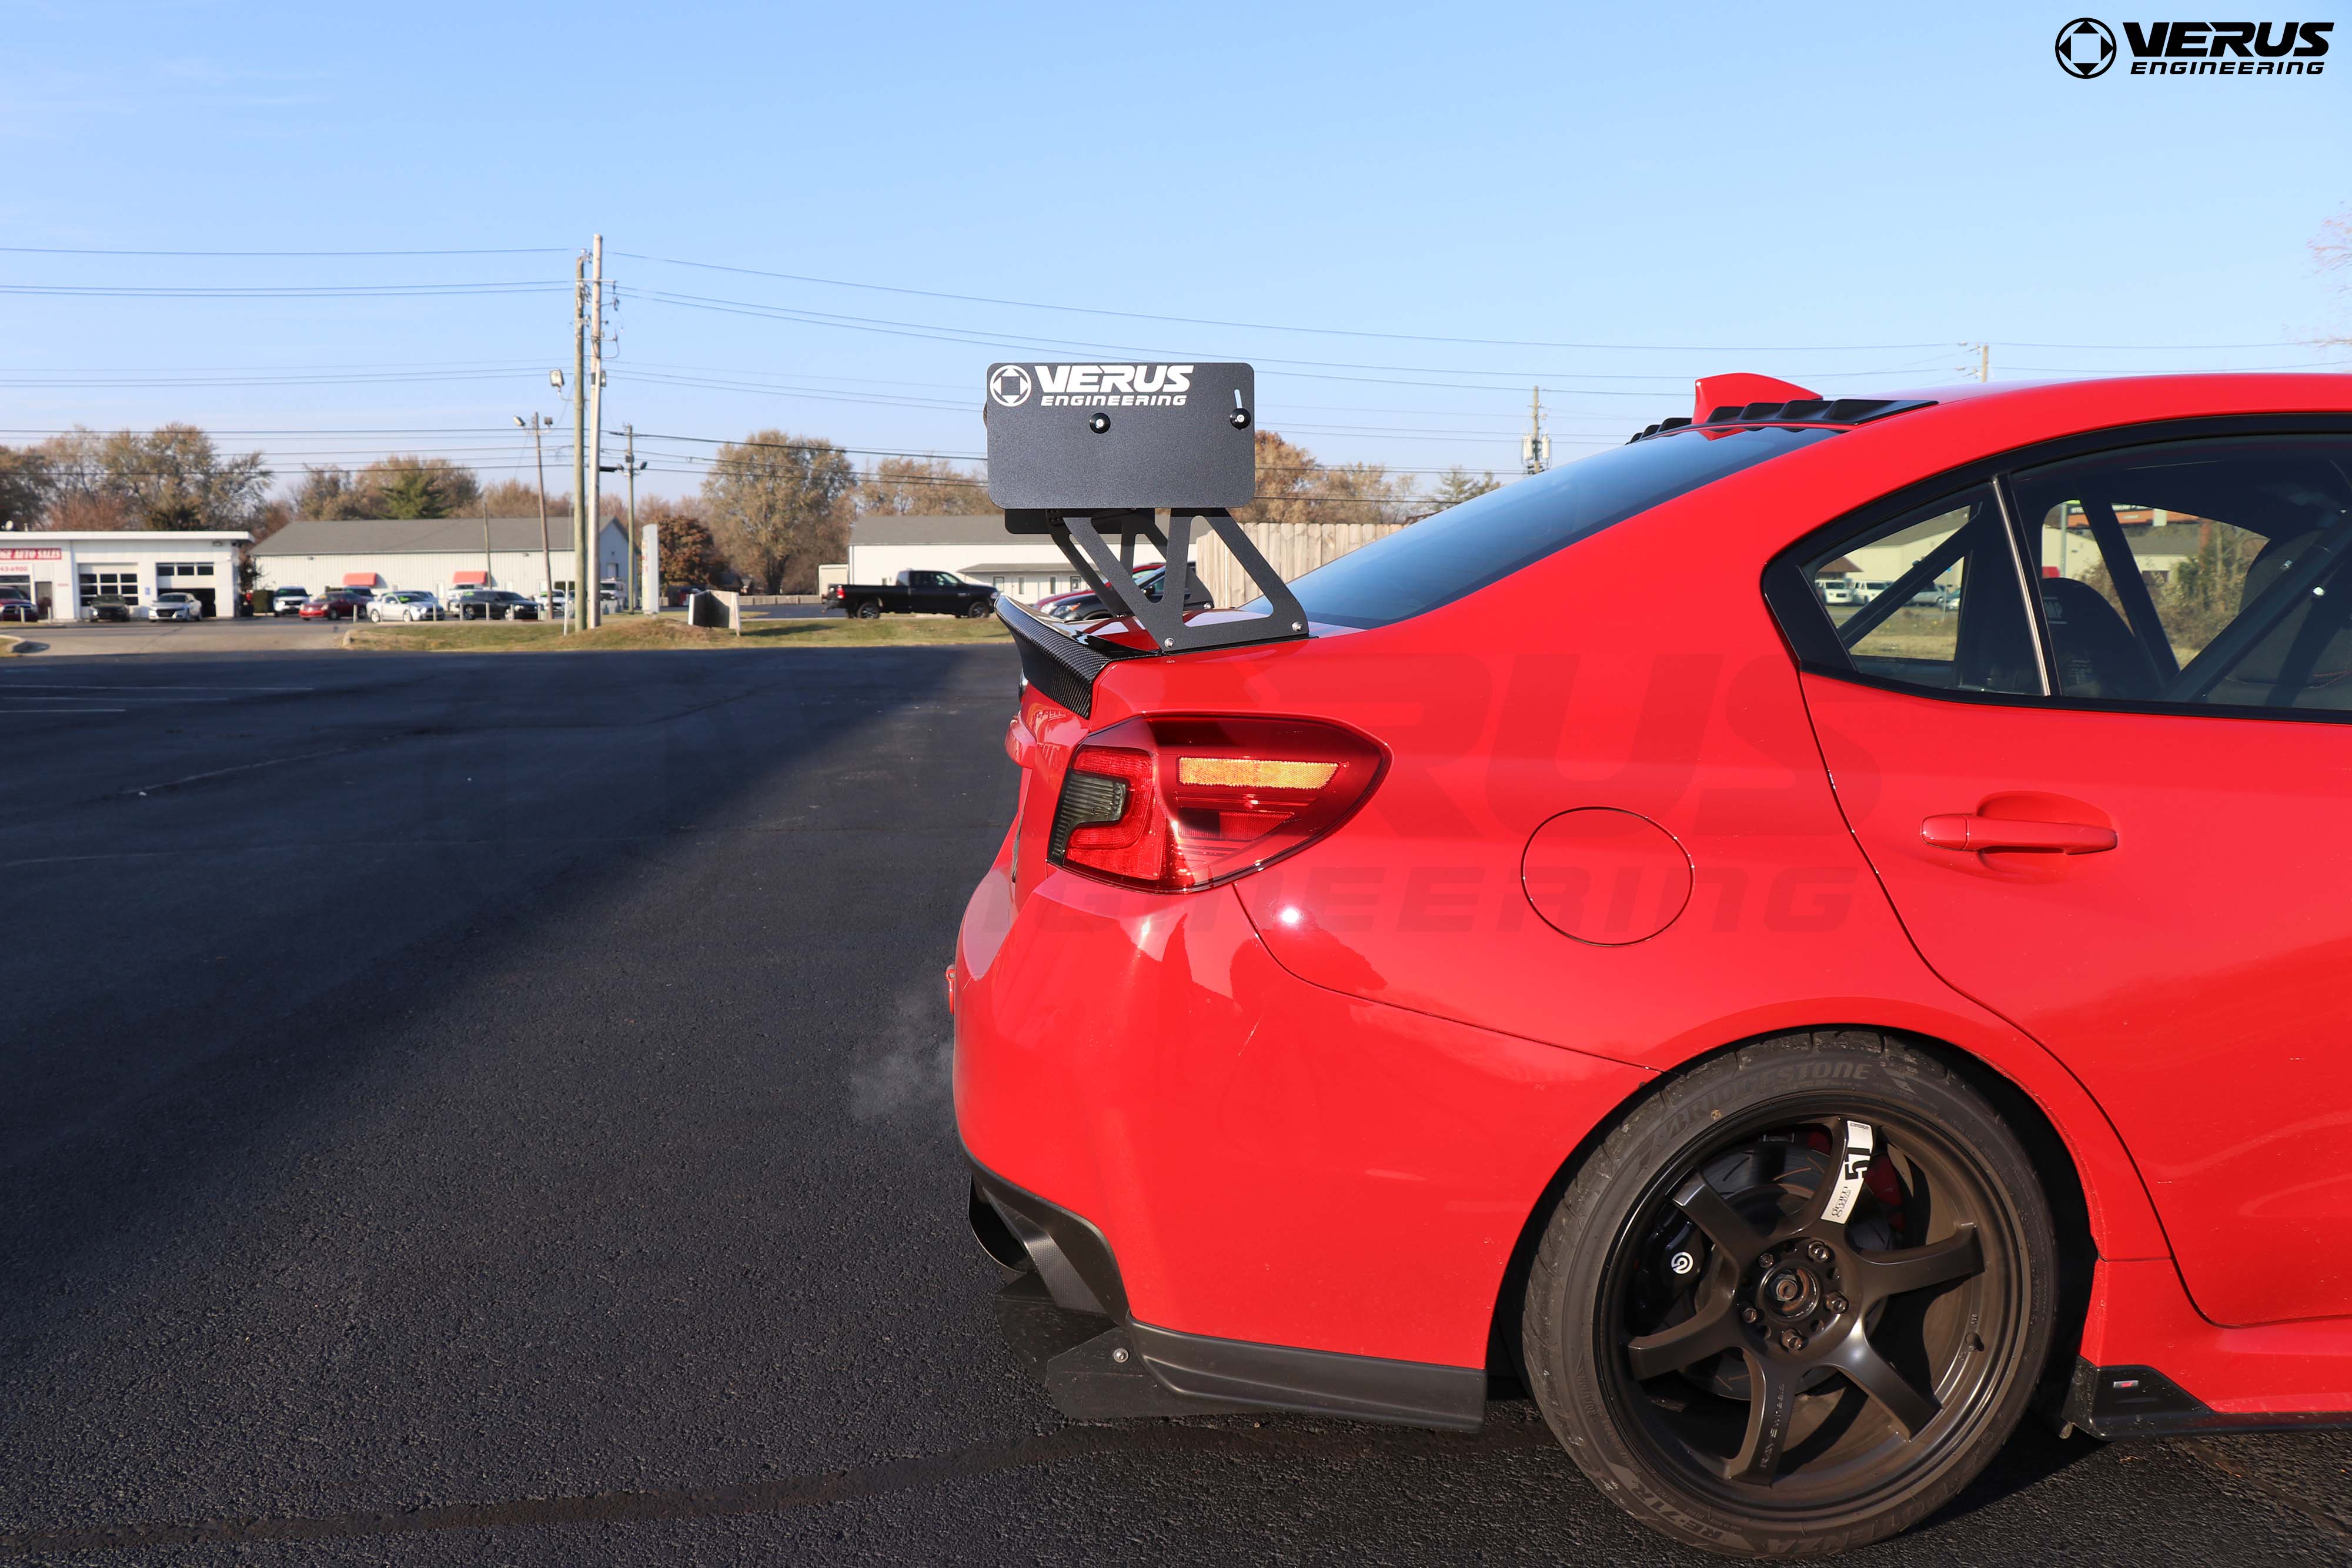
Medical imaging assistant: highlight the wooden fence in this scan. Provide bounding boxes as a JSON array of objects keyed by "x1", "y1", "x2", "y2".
[{"x1": 1190, "y1": 518, "x2": 1411, "y2": 608}]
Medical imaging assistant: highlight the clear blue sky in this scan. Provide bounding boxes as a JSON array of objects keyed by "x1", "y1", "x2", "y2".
[{"x1": 2, "y1": 0, "x2": 2346, "y2": 500}]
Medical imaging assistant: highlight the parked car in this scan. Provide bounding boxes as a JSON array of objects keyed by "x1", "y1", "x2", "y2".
[
  {"x1": 1815, "y1": 577, "x2": 1857, "y2": 606},
  {"x1": 825, "y1": 569, "x2": 997, "y2": 620},
  {"x1": 1039, "y1": 563, "x2": 1212, "y2": 623},
  {"x1": 368, "y1": 590, "x2": 442, "y2": 623},
  {"x1": 1850, "y1": 578, "x2": 1896, "y2": 603},
  {"x1": 299, "y1": 591, "x2": 368, "y2": 621},
  {"x1": 147, "y1": 590, "x2": 205, "y2": 621},
  {"x1": 271, "y1": 587, "x2": 310, "y2": 616},
  {"x1": 956, "y1": 372, "x2": 2352, "y2": 1559},
  {"x1": 0, "y1": 591, "x2": 36, "y2": 623},
  {"x1": 452, "y1": 590, "x2": 539, "y2": 621},
  {"x1": 86, "y1": 594, "x2": 133, "y2": 622},
  {"x1": 541, "y1": 584, "x2": 626, "y2": 617}
]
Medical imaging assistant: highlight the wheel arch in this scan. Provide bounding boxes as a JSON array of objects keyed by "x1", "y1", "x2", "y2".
[{"x1": 1485, "y1": 1024, "x2": 2115, "y2": 1402}]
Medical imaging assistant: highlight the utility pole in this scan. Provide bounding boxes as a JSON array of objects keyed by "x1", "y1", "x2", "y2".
[
  {"x1": 623, "y1": 424, "x2": 647, "y2": 614},
  {"x1": 1979, "y1": 343, "x2": 1990, "y2": 383},
  {"x1": 586, "y1": 233, "x2": 606, "y2": 629},
  {"x1": 1521, "y1": 386, "x2": 1551, "y2": 475},
  {"x1": 569, "y1": 253, "x2": 588, "y2": 635},
  {"x1": 481, "y1": 491, "x2": 492, "y2": 584},
  {"x1": 518, "y1": 413, "x2": 555, "y2": 611}
]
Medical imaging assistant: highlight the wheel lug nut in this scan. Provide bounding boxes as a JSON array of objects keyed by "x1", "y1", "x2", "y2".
[
  {"x1": 1740, "y1": 1306, "x2": 1760, "y2": 1325},
  {"x1": 1807, "y1": 1241, "x2": 1833, "y2": 1265},
  {"x1": 1756, "y1": 1252, "x2": 1775, "y2": 1270},
  {"x1": 1779, "y1": 1330, "x2": 1805, "y2": 1352},
  {"x1": 1826, "y1": 1293, "x2": 1849, "y2": 1316}
]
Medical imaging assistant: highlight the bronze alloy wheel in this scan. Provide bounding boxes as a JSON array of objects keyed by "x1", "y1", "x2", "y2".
[{"x1": 1522, "y1": 1033, "x2": 2055, "y2": 1558}]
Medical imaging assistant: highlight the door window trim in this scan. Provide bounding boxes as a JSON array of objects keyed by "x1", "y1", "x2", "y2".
[{"x1": 1763, "y1": 414, "x2": 2352, "y2": 727}]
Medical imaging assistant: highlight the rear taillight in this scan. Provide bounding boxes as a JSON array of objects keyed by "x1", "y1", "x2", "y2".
[{"x1": 1048, "y1": 716, "x2": 1385, "y2": 892}]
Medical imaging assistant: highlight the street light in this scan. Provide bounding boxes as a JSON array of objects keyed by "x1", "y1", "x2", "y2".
[{"x1": 516, "y1": 412, "x2": 557, "y2": 628}]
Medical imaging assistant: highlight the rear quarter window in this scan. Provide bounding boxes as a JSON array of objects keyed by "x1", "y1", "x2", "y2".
[{"x1": 1256, "y1": 424, "x2": 1842, "y2": 630}]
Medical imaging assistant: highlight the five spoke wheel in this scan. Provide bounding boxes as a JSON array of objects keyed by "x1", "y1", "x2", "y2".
[
  {"x1": 1632, "y1": 1118, "x2": 1990, "y2": 1481},
  {"x1": 1523, "y1": 1037, "x2": 2054, "y2": 1556}
]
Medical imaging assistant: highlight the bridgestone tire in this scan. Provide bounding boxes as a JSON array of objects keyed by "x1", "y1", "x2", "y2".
[{"x1": 1521, "y1": 1030, "x2": 2056, "y2": 1559}]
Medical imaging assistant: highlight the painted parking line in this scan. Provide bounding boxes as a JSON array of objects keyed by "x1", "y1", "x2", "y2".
[{"x1": 125, "y1": 745, "x2": 358, "y2": 795}]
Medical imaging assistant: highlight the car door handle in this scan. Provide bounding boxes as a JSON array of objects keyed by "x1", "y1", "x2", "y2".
[{"x1": 1920, "y1": 814, "x2": 2117, "y2": 854}]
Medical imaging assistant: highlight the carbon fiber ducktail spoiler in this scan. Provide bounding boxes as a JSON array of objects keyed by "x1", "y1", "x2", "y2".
[{"x1": 983, "y1": 360, "x2": 1309, "y2": 714}]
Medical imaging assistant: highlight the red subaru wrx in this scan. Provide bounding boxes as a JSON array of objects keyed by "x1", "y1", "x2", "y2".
[{"x1": 951, "y1": 373, "x2": 2352, "y2": 1557}]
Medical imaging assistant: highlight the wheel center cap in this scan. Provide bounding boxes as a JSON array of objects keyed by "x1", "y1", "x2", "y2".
[{"x1": 1760, "y1": 1265, "x2": 1820, "y2": 1322}]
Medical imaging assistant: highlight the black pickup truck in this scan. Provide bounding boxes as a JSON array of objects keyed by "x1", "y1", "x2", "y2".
[{"x1": 825, "y1": 569, "x2": 997, "y2": 620}]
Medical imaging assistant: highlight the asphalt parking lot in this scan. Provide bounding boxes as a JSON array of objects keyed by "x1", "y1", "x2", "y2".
[{"x1": 1, "y1": 648, "x2": 2345, "y2": 1565}]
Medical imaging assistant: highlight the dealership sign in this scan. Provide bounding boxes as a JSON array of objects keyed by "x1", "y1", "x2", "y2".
[
  {"x1": 0, "y1": 546, "x2": 62, "y2": 561},
  {"x1": 2056, "y1": 18, "x2": 2331, "y2": 77}
]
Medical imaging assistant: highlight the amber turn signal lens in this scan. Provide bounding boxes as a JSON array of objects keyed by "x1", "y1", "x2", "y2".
[{"x1": 1175, "y1": 757, "x2": 1338, "y2": 790}]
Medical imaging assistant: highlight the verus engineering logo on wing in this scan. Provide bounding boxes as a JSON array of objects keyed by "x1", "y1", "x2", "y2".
[
  {"x1": 2056, "y1": 17, "x2": 2331, "y2": 76},
  {"x1": 1024, "y1": 364, "x2": 1197, "y2": 408},
  {"x1": 988, "y1": 365, "x2": 1034, "y2": 407}
]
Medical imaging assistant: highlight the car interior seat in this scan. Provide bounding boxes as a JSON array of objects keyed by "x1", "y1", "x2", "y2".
[
  {"x1": 2200, "y1": 529, "x2": 2352, "y2": 708},
  {"x1": 2040, "y1": 577, "x2": 2161, "y2": 701}
]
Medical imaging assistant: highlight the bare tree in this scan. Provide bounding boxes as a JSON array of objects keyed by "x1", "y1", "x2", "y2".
[
  {"x1": 1237, "y1": 430, "x2": 1416, "y2": 528},
  {"x1": 0, "y1": 446, "x2": 53, "y2": 530},
  {"x1": 477, "y1": 478, "x2": 542, "y2": 514},
  {"x1": 296, "y1": 455, "x2": 480, "y2": 519},
  {"x1": 37, "y1": 424, "x2": 270, "y2": 530},
  {"x1": 2317, "y1": 208, "x2": 2352, "y2": 346},
  {"x1": 856, "y1": 455, "x2": 991, "y2": 514},
  {"x1": 701, "y1": 430, "x2": 856, "y2": 593}
]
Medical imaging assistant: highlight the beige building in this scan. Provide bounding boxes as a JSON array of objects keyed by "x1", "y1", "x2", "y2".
[{"x1": 253, "y1": 516, "x2": 630, "y2": 602}]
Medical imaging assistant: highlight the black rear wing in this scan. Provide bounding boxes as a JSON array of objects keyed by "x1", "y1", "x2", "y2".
[
  {"x1": 983, "y1": 361, "x2": 1308, "y2": 713},
  {"x1": 998, "y1": 593, "x2": 1137, "y2": 718},
  {"x1": 995, "y1": 511, "x2": 1312, "y2": 717}
]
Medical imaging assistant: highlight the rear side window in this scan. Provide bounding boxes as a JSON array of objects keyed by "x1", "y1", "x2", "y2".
[
  {"x1": 2008, "y1": 437, "x2": 2352, "y2": 710},
  {"x1": 1254, "y1": 424, "x2": 1842, "y2": 630},
  {"x1": 1798, "y1": 487, "x2": 2043, "y2": 697}
]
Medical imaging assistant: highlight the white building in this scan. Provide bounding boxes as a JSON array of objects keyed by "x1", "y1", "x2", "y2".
[
  {"x1": 0, "y1": 531, "x2": 248, "y2": 620},
  {"x1": 253, "y1": 516, "x2": 630, "y2": 603},
  {"x1": 843, "y1": 514, "x2": 1154, "y2": 601}
]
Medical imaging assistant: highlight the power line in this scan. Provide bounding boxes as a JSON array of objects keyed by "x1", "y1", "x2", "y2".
[
  {"x1": 629, "y1": 287, "x2": 1966, "y2": 389},
  {"x1": 0, "y1": 282, "x2": 563, "y2": 299},
  {"x1": 0, "y1": 245, "x2": 570, "y2": 257},
  {"x1": 612, "y1": 250, "x2": 1959, "y2": 354}
]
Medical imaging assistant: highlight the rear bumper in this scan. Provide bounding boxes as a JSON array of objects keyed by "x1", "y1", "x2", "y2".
[
  {"x1": 968, "y1": 1156, "x2": 1486, "y2": 1430},
  {"x1": 953, "y1": 855, "x2": 1651, "y2": 1423}
]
